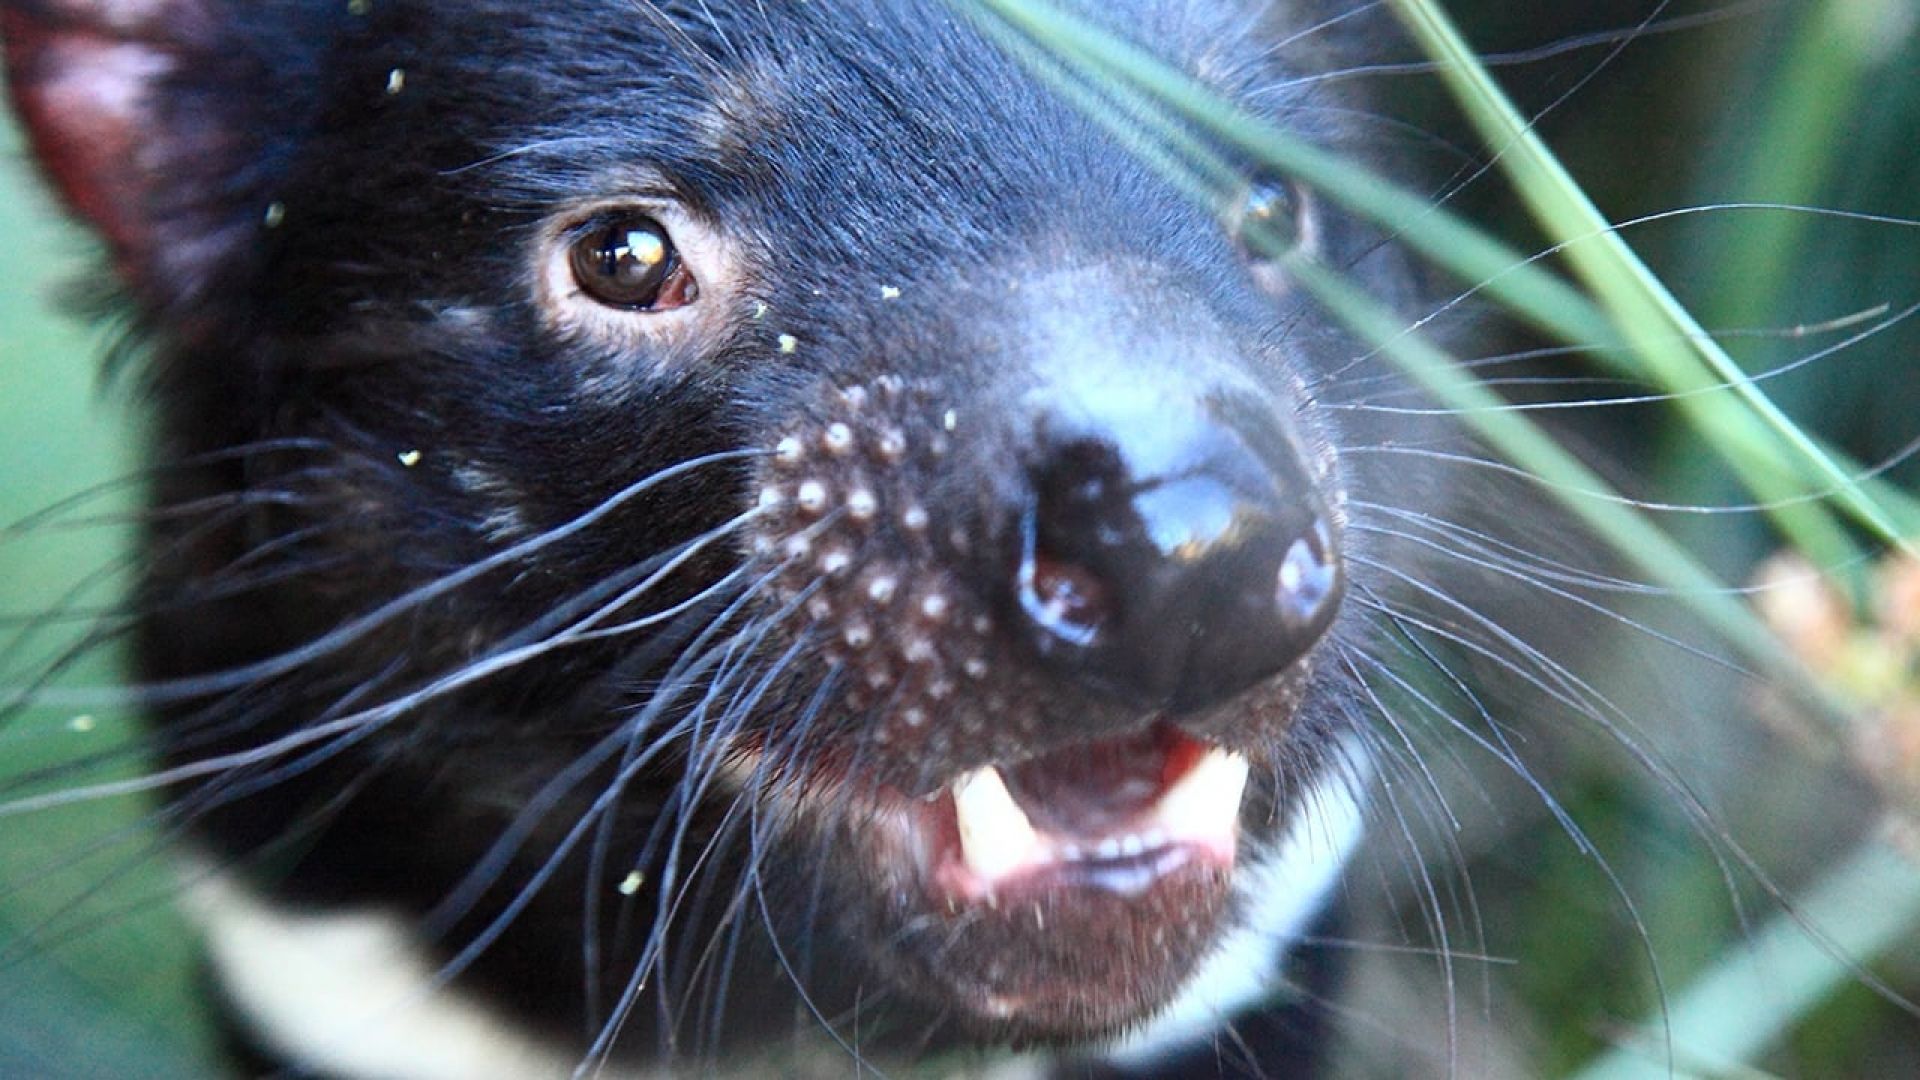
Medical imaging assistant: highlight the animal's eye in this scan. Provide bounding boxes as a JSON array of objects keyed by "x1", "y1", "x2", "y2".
[
  {"x1": 1227, "y1": 177, "x2": 1308, "y2": 260},
  {"x1": 567, "y1": 213, "x2": 698, "y2": 311}
]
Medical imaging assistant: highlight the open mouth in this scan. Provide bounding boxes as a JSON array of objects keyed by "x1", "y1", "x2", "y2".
[
  {"x1": 929, "y1": 723, "x2": 1249, "y2": 903},
  {"x1": 727, "y1": 719, "x2": 1255, "y2": 1033}
]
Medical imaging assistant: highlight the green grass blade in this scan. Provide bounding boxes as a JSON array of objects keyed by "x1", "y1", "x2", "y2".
[
  {"x1": 960, "y1": 0, "x2": 1920, "y2": 571},
  {"x1": 1384, "y1": 0, "x2": 1913, "y2": 566},
  {"x1": 1703, "y1": 0, "x2": 1903, "y2": 335},
  {"x1": 1573, "y1": 838, "x2": 1920, "y2": 1080},
  {"x1": 1285, "y1": 252, "x2": 1829, "y2": 704}
]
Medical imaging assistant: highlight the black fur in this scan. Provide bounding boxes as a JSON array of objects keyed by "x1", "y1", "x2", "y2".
[{"x1": 4, "y1": 0, "x2": 1439, "y2": 1074}]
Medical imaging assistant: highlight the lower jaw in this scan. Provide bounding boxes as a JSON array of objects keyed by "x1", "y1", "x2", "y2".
[
  {"x1": 875, "y1": 856, "x2": 1237, "y2": 1041},
  {"x1": 725, "y1": 727, "x2": 1264, "y2": 1037}
]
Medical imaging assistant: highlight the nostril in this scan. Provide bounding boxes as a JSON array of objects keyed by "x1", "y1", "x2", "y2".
[
  {"x1": 1013, "y1": 439, "x2": 1136, "y2": 657},
  {"x1": 1017, "y1": 524, "x2": 1112, "y2": 649},
  {"x1": 1276, "y1": 518, "x2": 1339, "y2": 633}
]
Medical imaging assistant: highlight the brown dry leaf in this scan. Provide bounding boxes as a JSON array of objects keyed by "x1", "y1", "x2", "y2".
[{"x1": 1755, "y1": 552, "x2": 1920, "y2": 826}]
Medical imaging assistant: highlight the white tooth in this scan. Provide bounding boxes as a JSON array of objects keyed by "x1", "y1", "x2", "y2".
[
  {"x1": 1119, "y1": 833, "x2": 1145, "y2": 857},
  {"x1": 1155, "y1": 749, "x2": 1251, "y2": 839},
  {"x1": 1095, "y1": 837, "x2": 1122, "y2": 860},
  {"x1": 952, "y1": 767, "x2": 1039, "y2": 882},
  {"x1": 1060, "y1": 843, "x2": 1084, "y2": 862}
]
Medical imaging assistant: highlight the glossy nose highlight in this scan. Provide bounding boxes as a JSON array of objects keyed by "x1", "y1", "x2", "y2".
[{"x1": 1013, "y1": 401, "x2": 1342, "y2": 714}]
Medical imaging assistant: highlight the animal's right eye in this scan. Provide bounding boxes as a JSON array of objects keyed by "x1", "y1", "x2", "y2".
[{"x1": 567, "y1": 213, "x2": 698, "y2": 311}]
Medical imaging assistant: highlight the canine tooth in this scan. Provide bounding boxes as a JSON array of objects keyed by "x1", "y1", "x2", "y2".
[
  {"x1": 1155, "y1": 748, "x2": 1251, "y2": 840},
  {"x1": 952, "y1": 767, "x2": 1038, "y2": 882}
]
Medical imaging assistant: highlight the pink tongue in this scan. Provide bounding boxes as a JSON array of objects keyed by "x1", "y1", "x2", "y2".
[{"x1": 1000, "y1": 726, "x2": 1177, "y2": 836}]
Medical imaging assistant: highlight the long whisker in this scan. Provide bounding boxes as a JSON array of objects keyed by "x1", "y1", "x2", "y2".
[{"x1": 7, "y1": 449, "x2": 760, "y2": 713}]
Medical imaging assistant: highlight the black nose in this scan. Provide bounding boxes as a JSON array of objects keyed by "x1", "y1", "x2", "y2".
[{"x1": 1012, "y1": 397, "x2": 1342, "y2": 714}]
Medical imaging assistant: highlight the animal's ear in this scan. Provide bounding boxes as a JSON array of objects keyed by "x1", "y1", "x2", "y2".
[{"x1": 2, "y1": 0, "x2": 307, "y2": 318}]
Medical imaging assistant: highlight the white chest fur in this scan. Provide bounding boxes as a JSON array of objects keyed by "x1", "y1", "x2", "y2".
[{"x1": 184, "y1": 753, "x2": 1365, "y2": 1079}]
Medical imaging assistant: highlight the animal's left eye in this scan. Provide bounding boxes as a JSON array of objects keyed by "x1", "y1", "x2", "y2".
[
  {"x1": 1226, "y1": 176, "x2": 1309, "y2": 261},
  {"x1": 568, "y1": 212, "x2": 698, "y2": 311},
  {"x1": 1226, "y1": 176, "x2": 1316, "y2": 296}
]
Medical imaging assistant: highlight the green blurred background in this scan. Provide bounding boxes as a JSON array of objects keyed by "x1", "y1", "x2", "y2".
[
  {"x1": 1, "y1": 2, "x2": 1916, "y2": 1077},
  {"x1": 0, "y1": 109, "x2": 219, "y2": 1075},
  {"x1": 1347, "y1": 2, "x2": 1920, "y2": 1075}
]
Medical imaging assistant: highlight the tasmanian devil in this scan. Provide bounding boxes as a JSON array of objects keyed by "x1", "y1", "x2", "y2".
[{"x1": 1, "y1": 0, "x2": 1455, "y2": 1076}]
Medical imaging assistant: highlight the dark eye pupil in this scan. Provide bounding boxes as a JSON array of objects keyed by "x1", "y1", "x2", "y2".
[{"x1": 571, "y1": 216, "x2": 678, "y2": 308}]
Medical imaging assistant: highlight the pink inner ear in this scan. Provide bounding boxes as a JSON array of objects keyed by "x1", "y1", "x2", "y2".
[{"x1": 3, "y1": 11, "x2": 177, "y2": 280}]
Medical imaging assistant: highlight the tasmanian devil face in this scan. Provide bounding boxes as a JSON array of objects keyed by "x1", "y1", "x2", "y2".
[
  {"x1": 6, "y1": 0, "x2": 1402, "y2": 1066},
  {"x1": 743, "y1": 242, "x2": 1349, "y2": 1035}
]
